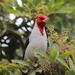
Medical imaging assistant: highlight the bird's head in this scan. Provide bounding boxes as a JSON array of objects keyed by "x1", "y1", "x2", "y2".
[
  {"x1": 36, "y1": 15, "x2": 48, "y2": 35},
  {"x1": 36, "y1": 15, "x2": 48, "y2": 27}
]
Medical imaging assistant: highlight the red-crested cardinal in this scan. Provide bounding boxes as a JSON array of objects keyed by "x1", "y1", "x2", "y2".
[{"x1": 23, "y1": 15, "x2": 48, "y2": 62}]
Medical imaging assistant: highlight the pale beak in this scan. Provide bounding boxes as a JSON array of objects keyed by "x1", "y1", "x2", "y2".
[{"x1": 43, "y1": 19, "x2": 48, "y2": 22}]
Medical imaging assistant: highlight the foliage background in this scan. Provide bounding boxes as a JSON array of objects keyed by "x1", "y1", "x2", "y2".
[{"x1": 0, "y1": 0, "x2": 75, "y2": 75}]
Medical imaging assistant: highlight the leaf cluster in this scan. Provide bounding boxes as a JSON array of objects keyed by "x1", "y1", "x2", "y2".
[{"x1": 34, "y1": 25, "x2": 75, "y2": 75}]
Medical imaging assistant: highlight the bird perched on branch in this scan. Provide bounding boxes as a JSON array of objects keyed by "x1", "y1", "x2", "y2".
[{"x1": 23, "y1": 15, "x2": 48, "y2": 62}]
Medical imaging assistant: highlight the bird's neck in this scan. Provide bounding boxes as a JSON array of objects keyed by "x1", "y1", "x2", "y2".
[{"x1": 37, "y1": 22, "x2": 46, "y2": 35}]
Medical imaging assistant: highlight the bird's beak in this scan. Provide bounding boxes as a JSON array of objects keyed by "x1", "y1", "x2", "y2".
[{"x1": 43, "y1": 19, "x2": 48, "y2": 22}]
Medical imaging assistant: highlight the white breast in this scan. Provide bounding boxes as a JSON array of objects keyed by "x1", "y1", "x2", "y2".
[{"x1": 24, "y1": 23, "x2": 47, "y2": 61}]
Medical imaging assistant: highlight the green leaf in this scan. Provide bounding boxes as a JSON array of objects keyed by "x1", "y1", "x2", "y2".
[
  {"x1": 15, "y1": 72, "x2": 22, "y2": 75},
  {"x1": 7, "y1": 7, "x2": 30, "y2": 17},
  {"x1": 49, "y1": 43, "x2": 59, "y2": 60},
  {"x1": 52, "y1": 2, "x2": 64, "y2": 11},
  {"x1": 7, "y1": 65, "x2": 16, "y2": 72},
  {"x1": 36, "y1": 68, "x2": 42, "y2": 73},
  {"x1": 28, "y1": 70, "x2": 36, "y2": 75},
  {"x1": 15, "y1": 3, "x2": 24, "y2": 11},
  {"x1": 12, "y1": 60, "x2": 25, "y2": 65},
  {"x1": 11, "y1": 11, "x2": 25, "y2": 16},
  {"x1": 47, "y1": 1, "x2": 53, "y2": 11},
  {"x1": 2, "y1": 71, "x2": 10, "y2": 75},
  {"x1": 65, "y1": 70, "x2": 70, "y2": 75},
  {"x1": 56, "y1": 65, "x2": 62, "y2": 75},
  {"x1": 34, "y1": 49, "x2": 49, "y2": 58},
  {"x1": 53, "y1": 44, "x2": 59, "y2": 53},
  {"x1": 48, "y1": 37, "x2": 53, "y2": 49},
  {"x1": 12, "y1": 60, "x2": 34, "y2": 69},
  {"x1": 7, "y1": 9, "x2": 20, "y2": 14},
  {"x1": 55, "y1": 6, "x2": 75, "y2": 14},
  {"x1": 0, "y1": 65, "x2": 4, "y2": 69},
  {"x1": 65, "y1": 70, "x2": 75, "y2": 75},
  {"x1": 50, "y1": 50, "x2": 58, "y2": 60},
  {"x1": 34, "y1": 53, "x2": 44, "y2": 62},
  {"x1": 0, "y1": 25, "x2": 7, "y2": 37},
  {"x1": 33, "y1": 0, "x2": 43, "y2": 6},
  {"x1": 0, "y1": 20, "x2": 3, "y2": 28},
  {"x1": 69, "y1": 57, "x2": 73, "y2": 69},
  {"x1": 56, "y1": 57, "x2": 69, "y2": 69},
  {"x1": 0, "y1": 66, "x2": 10, "y2": 75},
  {"x1": 72, "y1": 55, "x2": 75, "y2": 64},
  {"x1": 58, "y1": 52, "x2": 72, "y2": 59},
  {"x1": 25, "y1": 61, "x2": 34, "y2": 68}
]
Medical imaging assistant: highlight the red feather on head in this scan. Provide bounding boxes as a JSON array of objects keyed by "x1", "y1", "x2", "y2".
[{"x1": 36, "y1": 15, "x2": 48, "y2": 35}]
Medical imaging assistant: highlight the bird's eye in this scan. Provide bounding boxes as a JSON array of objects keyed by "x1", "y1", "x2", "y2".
[{"x1": 40, "y1": 18, "x2": 44, "y2": 20}]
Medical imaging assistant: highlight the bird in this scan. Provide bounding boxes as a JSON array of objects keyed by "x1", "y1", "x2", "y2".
[{"x1": 23, "y1": 15, "x2": 48, "y2": 62}]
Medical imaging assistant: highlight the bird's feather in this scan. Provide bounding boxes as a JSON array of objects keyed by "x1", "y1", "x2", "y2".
[{"x1": 22, "y1": 34, "x2": 30, "y2": 60}]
